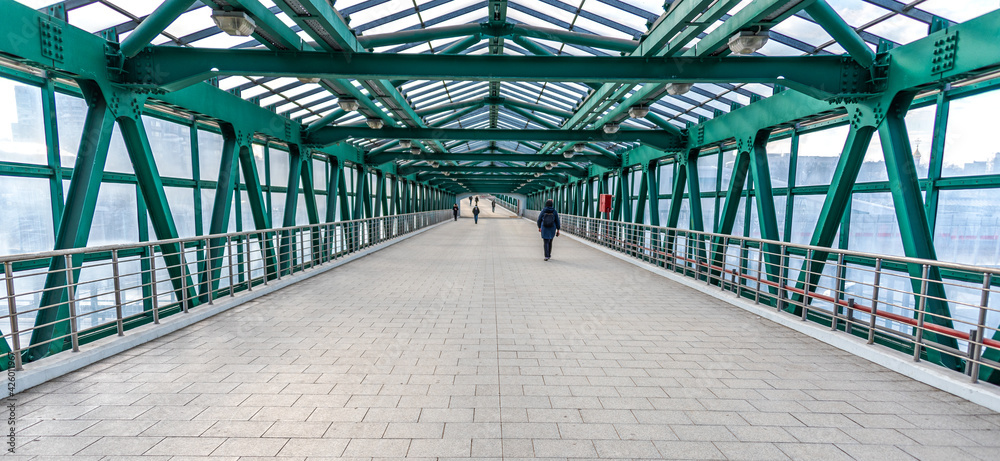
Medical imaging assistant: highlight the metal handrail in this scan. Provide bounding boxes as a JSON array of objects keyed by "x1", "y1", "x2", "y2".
[
  {"x1": 0, "y1": 210, "x2": 452, "y2": 371},
  {"x1": 529, "y1": 210, "x2": 1000, "y2": 384}
]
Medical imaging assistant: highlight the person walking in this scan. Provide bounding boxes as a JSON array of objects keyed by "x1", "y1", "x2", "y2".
[
  {"x1": 469, "y1": 196, "x2": 473, "y2": 206},
  {"x1": 536, "y1": 199, "x2": 560, "y2": 261},
  {"x1": 472, "y1": 205, "x2": 480, "y2": 224},
  {"x1": 491, "y1": 200, "x2": 496, "y2": 212},
  {"x1": 475, "y1": 196, "x2": 479, "y2": 206},
  {"x1": 452, "y1": 204, "x2": 459, "y2": 221}
]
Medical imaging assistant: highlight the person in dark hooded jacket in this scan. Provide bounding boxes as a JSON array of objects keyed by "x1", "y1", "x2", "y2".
[{"x1": 536, "y1": 199, "x2": 560, "y2": 261}]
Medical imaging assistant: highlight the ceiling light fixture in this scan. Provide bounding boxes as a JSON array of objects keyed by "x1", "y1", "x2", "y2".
[
  {"x1": 563, "y1": 152, "x2": 575, "y2": 158},
  {"x1": 628, "y1": 105, "x2": 649, "y2": 119},
  {"x1": 297, "y1": 77, "x2": 321, "y2": 84},
  {"x1": 211, "y1": 11, "x2": 256, "y2": 37},
  {"x1": 573, "y1": 143, "x2": 585, "y2": 153},
  {"x1": 366, "y1": 118, "x2": 384, "y2": 129},
  {"x1": 409, "y1": 146, "x2": 421, "y2": 155},
  {"x1": 534, "y1": 172, "x2": 542, "y2": 177},
  {"x1": 603, "y1": 123, "x2": 620, "y2": 134},
  {"x1": 544, "y1": 163, "x2": 554, "y2": 170},
  {"x1": 338, "y1": 98, "x2": 360, "y2": 112},
  {"x1": 399, "y1": 139, "x2": 412, "y2": 149},
  {"x1": 727, "y1": 30, "x2": 769, "y2": 55},
  {"x1": 431, "y1": 161, "x2": 440, "y2": 168},
  {"x1": 667, "y1": 83, "x2": 692, "y2": 95}
]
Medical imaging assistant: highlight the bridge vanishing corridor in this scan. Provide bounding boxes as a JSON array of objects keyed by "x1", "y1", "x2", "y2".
[{"x1": 6, "y1": 218, "x2": 1000, "y2": 460}]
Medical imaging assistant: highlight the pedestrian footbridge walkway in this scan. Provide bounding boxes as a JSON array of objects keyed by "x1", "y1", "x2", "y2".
[{"x1": 6, "y1": 218, "x2": 1000, "y2": 460}]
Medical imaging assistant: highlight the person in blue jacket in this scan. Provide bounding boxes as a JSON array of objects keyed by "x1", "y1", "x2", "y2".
[{"x1": 536, "y1": 199, "x2": 561, "y2": 261}]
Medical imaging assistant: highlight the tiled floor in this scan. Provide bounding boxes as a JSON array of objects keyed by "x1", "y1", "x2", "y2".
[{"x1": 5, "y1": 217, "x2": 1000, "y2": 460}]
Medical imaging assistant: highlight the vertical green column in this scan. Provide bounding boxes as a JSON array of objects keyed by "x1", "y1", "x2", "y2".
[
  {"x1": 880, "y1": 97, "x2": 960, "y2": 370},
  {"x1": 117, "y1": 111, "x2": 197, "y2": 309},
  {"x1": 685, "y1": 153, "x2": 705, "y2": 233},
  {"x1": 279, "y1": 145, "x2": 303, "y2": 273},
  {"x1": 198, "y1": 125, "x2": 239, "y2": 302},
  {"x1": 26, "y1": 81, "x2": 114, "y2": 360},
  {"x1": 338, "y1": 166, "x2": 351, "y2": 221},
  {"x1": 299, "y1": 154, "x2": 321, "y2": 265}
]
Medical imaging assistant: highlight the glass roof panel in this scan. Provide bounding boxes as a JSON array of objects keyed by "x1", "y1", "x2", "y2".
[{"x1": 864, "y1": 13, "x2": 928, "y2": 45}]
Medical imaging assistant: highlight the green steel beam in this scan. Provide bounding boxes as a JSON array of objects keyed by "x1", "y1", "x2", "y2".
[
  {"x1": 117, "y1": 112, "x2": 198, "y2": 308},
  {"x1": 402, "y1": 165, "x2": 577, "y2": 175},
  {"x1": 310, "y1": 127, "x2": 680, "y2": 151},
  {"x1": 804, "y1": 0, "x2": 875, "y2": 68},
  {"x1": 880, "y1": 94, "x2": 960, "y2": 370},
  {"x1": 119, "y1": 0, "x2": 197, "y2": 57},
  {"x1": 747, "y1": 131, "x2": 783, "y2": 287},
  {"x1": 198, "y1": 125, "x2": 241, "y2": 302},
  {"x1": 123, "y1": 47, "x2": 865, "y2": 98},
  {"x1": 634, "y1": 167, "x2": 648, "y2": 224}
]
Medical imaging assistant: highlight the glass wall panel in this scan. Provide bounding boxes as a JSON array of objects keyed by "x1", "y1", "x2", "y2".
[
  {"x1": 766, "y1": 137, "x2": 792, "y2": 188},
  {"x1": 269, "y1": 147, "x2": 289, "y2": 187},
  {"x1": 720, "y1": 150, "x2": 738, "y2": 191},
  {"x1": 251, "y1": 143, "x2": 266, "y2": 181},
  {"x1": 659, "y1": 163, "x2": 674, "y2": 195},
  {"x1": 55, "y1": 92, "x2": 88, "y2": 168},
  {"x1": 935, "y1": 188, "x2": 1000, "y2": 267},
  {"x1": 271, "y1": 191, "x2": 286, "y2": 225},
  {"x1": 0, "y1": 176, "x2": 53, "y2": 255},
  {"x1": 313, "y1": 158, "x2": 326, "y2": 192},
  {"x1": 0, "y1": 77, "x2": 45, "y2": 165},
  {"x1": 143, "y1": 116, "x2": 192, "y2": 179},
  {"x1": 198, "y1": 129, "x2": 224, "y2": 182},
  {"x1": 90, "y1": 182, "x2": 138, "y2": 246},
  {"x1": 163, "y1": 187, "x2": 196, "y2": 238},
  {"x1": 856, "y1": 131, "x2": 888, "y2": 183},
  {"x1": 796, "y1": 125, "x2": 849, "y2": 186},
  {"x1": 698, "y1": 153, "x2": 718, "y2": 193},
  {"x1": 701, "y1": 196, "x2": 715, "y2": 231},
  {"x1": 296, "y1": 193, "x2": 310, "y2": 226},
  {"x1": 943, "y1": 89, "x2": 1000, "y2": 177},
  {"x1": 677, "y1": 199, "x2": 690, "y2": 230},
  {"x1": 106, "y1": 126, "x2": 135, "y2": 174},
  {"x1": 849, "y1": 192, "x2": 904, "y2": 257},
  {"x1": 905, "y1": 104, "x2": 934, "y2": 178},
  {"x1": 789, "y1": 194, "x2": 829, "y2": 245}
]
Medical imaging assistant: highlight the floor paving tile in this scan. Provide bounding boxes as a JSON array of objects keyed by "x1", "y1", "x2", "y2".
[{"x1": 6, "y1": 217, "x2": 1000, "y2": 458}]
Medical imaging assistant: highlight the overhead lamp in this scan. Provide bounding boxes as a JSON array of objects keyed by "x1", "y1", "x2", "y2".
[
  {"x1": 727, "y1": 30, "x2": 769, "y2": 55},
  {"x1": 573, "y1": 143, "x2": 585, "y2": 153},
  {"x1": 443, "y1": 172, "x2": 450, "y2": 176},
  {"x1": 410, "y1": 146, "x2": 421, "y2": 155},
  {"x1": 366, "y1": 118, "x2": 384, "y2": 129},
  {"x1": 628, "y1": 105, "x2": 649, "y2": 119},
  {"x1": 667, "y1": 83, "x2": 692, "y2": 95},
  {"x1": 544, "y1": 163, "x2": 554, "y2": 170},
  {"x1": 399, "y1": 139, "x2": 412, "y2": 149},
  {"x1": 297, "y1": 77, "x2": 321, "y2": 84},
  {"x1": 211, "y1": 11, "x2": 256, "y2": 37},
  {"x1": 563, "y1": 151, "x2": 575, "y2": 158},
  {"x1": 431, "y1": 161, "x2": 440, "y2": 168},
  {"x1": 338, "y1": 98, "x2": 360, "y2": 112},
  {"x1": 534, "y1": 172, "x2": 542, "y2": 177},
  {"x1": 603, "y1": 123, "x2": 620, "y2": 134}
]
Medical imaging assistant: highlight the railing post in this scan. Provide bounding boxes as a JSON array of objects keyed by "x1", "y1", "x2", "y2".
[
  {"x1": 63, "y1": 255, "x2": 80, "y2": 352},
  {"x1": 868, "y1": 258, "x2": 882, "y2": 344},
  {"x1": 179, "y1": 249, "x2": 189, "y2": 313},
  {"x1": 149, "y1": 246, "x2": 160, "y2": 324},
  {"x1": 776, "y1": 246, "x2": 787, "y2": 311},
  {"x1": 205, "y1": 238, "x2": 215, "y2": 306},
  {"x1": 832, "y1": 253, "x2": 845, "y2": 331},
  {"x1": 227, "y1": 236, "x2": 235, "y2": 297},
  {"x1": 913, "y1": 264, "x2": 931, "y2": 362},
  {"x1": 111, "y1": 250, "x2": 124, "y2": 336},
  {"x1": 971, "y1": 272, "x2": 991, "y2": 383},
  {"x1": 4, "y1": 262, "x2": 23, "y2": 371}
]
